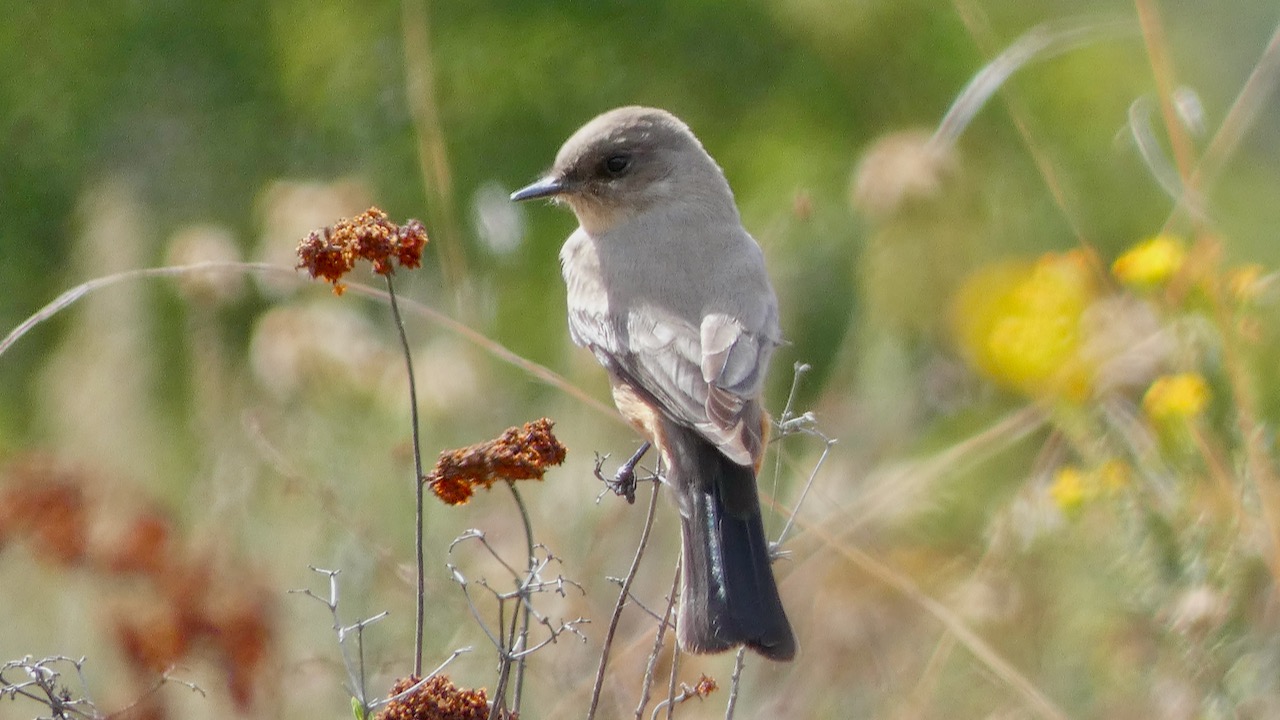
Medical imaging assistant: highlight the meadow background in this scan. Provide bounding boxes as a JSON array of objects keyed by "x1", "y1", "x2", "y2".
[{"x1": 2, "y1": 0, "x2": 1279, "y2": 718}]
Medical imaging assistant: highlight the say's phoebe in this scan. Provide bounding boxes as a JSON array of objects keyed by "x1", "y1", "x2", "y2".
[{"x1": 512, "y1": 106, "x2": 795, "y2": 661}]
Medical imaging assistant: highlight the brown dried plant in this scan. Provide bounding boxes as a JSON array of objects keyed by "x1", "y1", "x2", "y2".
[
  {"x1": 425, "y1": 419, "x2": 567, "y2": 506},
  {"x1": 374, "y1": 674, "x2": 515, "y2": 720},
  {"x1": 0, "y1": 455, "x2": 274, "y2": 716},
  {"x1": 296, "y1": 207, "x2": 429, "y2": 294}
]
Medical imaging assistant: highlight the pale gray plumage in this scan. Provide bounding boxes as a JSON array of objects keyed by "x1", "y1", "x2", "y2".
[{"x1": 512, "y1": 106, "x2": 795, "y2": 660}]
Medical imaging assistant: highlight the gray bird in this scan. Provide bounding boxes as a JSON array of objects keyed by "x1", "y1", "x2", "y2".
[{"x1": 512, "y1": 106, "x2": 795, "y2": 661}]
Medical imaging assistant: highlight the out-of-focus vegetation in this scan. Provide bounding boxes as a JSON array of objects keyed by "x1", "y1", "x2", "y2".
[{"x1": 2, "y1": 1, "x2": 1279, "y2": 718}]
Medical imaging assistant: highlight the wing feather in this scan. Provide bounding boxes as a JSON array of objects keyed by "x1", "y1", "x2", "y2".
[{"x1": 561, "y1": 225, "x2": 780, "y2": 465}]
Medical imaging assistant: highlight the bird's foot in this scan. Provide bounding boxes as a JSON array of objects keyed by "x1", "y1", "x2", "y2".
[{"x1": 593, "y1": 441, "x2": 651, "y2": 504}]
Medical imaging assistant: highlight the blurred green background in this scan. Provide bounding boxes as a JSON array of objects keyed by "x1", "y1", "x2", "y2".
[{"x1": 2, "y1": 1, "x2": 1279, "y2": 718}]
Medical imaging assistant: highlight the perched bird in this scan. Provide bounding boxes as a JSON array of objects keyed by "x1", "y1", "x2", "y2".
[{"x1": 512, "y1": 106, "x2": 795, "y2": 660}]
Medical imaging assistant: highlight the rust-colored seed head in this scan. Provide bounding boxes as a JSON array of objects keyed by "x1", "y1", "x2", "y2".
[
  {"x1": 375, "y1": 674, "x2": 508, "y2": 720},
  {"x1": 296, "y1": 207, "x2": 429, "y2": 293},
  {"x1": 693, "y1": 674, "x2": 718, "y2": 698},
  {"x1": 426, "y1": 419, "x2": 567, "y2": 506}
]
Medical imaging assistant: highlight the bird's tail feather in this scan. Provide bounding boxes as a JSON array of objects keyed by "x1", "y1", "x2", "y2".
[{"x1": 664, "y1": 421, "x2": 796, "y2": 661}]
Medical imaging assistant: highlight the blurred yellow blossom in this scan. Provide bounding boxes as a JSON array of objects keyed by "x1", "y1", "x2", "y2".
[
  {"x1": 1050, "y1": 459, "x2": 1131, "y2": 515},
  {"x1": 952, "y1": 250, "x2": 1097, "y2": 401},
  {"x1": 1050, "y1": 466, "x2": 1089, "y2": 514},
  {"x1": 1226, "y1": 264, "x2": 1265, "y2": 304},
  {"x1": 1112, "y1": 235, "x2": 1185, "y2": 288},
  {"x1": 1143, "y1": 373, "x2": 1211, "y2": 422}
]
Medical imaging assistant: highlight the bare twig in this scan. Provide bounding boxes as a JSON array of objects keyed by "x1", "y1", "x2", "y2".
[
  {"x1": 446, "y1": 528, "x2": 587, "y2": 718},
  {"x1": 109, "y1": 666, "x2": 207, "y2": 719},
  {"x1": 375, "y1": 647, "x2": 473, "y2": 711},
  {"x1": 587, "y1": 476, "x2": 664, "y2": 720},
  {"x1": 659, "y1": 646, "x2": 683, "y2": 720},
  {"x1": 724, "y1": 648, "x2": 747, "y2": 720},
  {"x1": 507, "y1": 482, "x2": 536, "y2": 714},
  {"x1": 770, "y1": 362, "x2": 835, "y2": 546},
  {"x1": 634, "y1": 560, "x2": 682, "y2": 720},
  {"x1": 291, "y1": 567, "x2": 390, "y2": 713},
  {"x1": 1, "y1": 655, "x2": 100, "y2": 720}
]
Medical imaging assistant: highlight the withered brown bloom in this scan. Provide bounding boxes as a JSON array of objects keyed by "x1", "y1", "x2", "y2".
[
  {"x1": 375, "y1": 674, "x2": 512, "y2": 720},
  {"x1": 693, "y1": 674, "x2": 718, "y2": 698},
  {"x1": 0, "y1": 477, "x2": 87, "y2": 565},
  {"x1": 296, "y1": 207, "x2": 429, "y2": 294},
  {"x1": 0, "y1": 455, "x2": 275, "y2": 714},
  {"x1": 425, "y1": 418, "x2": 567, "y2": 506}
]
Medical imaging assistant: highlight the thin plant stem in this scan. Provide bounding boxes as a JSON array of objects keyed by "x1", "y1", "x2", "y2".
[
  {"x1": 634, "y1": 559, "x2": 681, "y2": 720},
  {"x1": 0, "y1": 261, "x2": 286, "y2": 358},
  {"x1": 586, "y1": 477, "x2": 663, "y2": 720},
  {"x1": 384, "y1": 273, "x2": 427, "y2": 678},
  {"x1": 489, "y1": 628, "x2": 513, "y2": 720},
  {"x1": 1134, "y1": 0, "x2": 1196, "y2": 184},
  {"x1": 345, "y1": 283, "x2": 621, "y2": 421},
  {"x1": 0, "y1": 261, "x2": 622, "y2": 424},
  {"x1": 948, "y1": 1, "x2": 1126, "y2": 261},
  {"x1": 401, "y1": 0, "x2": 468, "y2": 307},
  {"x1": 663, "y1": 638, "x2": 681, "y2": 720},
  {"x1": 1207, "y1": 286, "x2": 1280, "y2": 584},
  {"x1": 507, "y1": 482, "x2": 536, "y2": 714},
  {"x1": 797, "y1": 515, "x2": 1069, "y2": 720},
  {"x1": 1167, "y1": 21, "x2": 1280, "y2": 228},
  {"x1": 724, "y1": 647, "x2": 747, "y2": 720}
]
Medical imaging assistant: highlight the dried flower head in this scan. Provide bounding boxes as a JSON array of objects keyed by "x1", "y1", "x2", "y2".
[
  {"x1": 296, "y1": 207, "x2": 429, "y2": 294},
  {"x1": 375, "y1": 675, "x2": 510, "y2": 720},
  {"x1": 425, "y1": 419, "x2": 567, "y2": 506},
  {"x1": 692, "y1": 674, "x2": 718, "y2": 698},
  {"x1": 0, "y1": 459, "x2": 88, "y2": 565}
]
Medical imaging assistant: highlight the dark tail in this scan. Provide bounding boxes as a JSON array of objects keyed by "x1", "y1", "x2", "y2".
[{"x1": 664, "y1": 421, "x2": 796, "y2": 661}]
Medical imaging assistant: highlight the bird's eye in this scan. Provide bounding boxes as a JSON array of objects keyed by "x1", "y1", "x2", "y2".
[{"x1": 603, "y1": 153, "x2": 631, "y2": 177}]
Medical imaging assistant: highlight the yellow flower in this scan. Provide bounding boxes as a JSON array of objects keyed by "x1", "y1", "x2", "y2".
[
  {"x1": 952, "y1": 251, "x2": 1097, "y2": 401},
  {"x1": 1143, "y1": 373, "x2": 1211, "y2": 422},
  {"x1": 1050, "y1": 459, "x2": 1131, "y2": 516},
  {"x1": 1112, "y1": 235, "x2": 1185, "y2": 288},
  {"x1": 1050, "y1": 466, "x2": 1089, "y2": 514}
]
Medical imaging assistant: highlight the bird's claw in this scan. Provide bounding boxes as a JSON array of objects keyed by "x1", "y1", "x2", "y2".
[{"x1": 592, "y1": 441, "x2": 651, "y2": 504}]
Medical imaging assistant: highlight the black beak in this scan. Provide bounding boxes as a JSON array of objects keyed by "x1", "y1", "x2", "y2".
[{"x1": 510, "y1": 176, "x2": 566, "y2": 202}]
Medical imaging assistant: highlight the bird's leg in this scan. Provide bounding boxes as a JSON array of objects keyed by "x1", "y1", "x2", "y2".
[
  {"x1": 594, "y1": 441, "x2": 650, "y2": 504},
  {"x1": 614, "y1": 441, "x2": 650, "y2": 503}
]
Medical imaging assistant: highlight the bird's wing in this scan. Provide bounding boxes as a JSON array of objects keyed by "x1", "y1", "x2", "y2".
[{"x1": 569, "y1": 302, "x2": 775, "y2": 466}]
